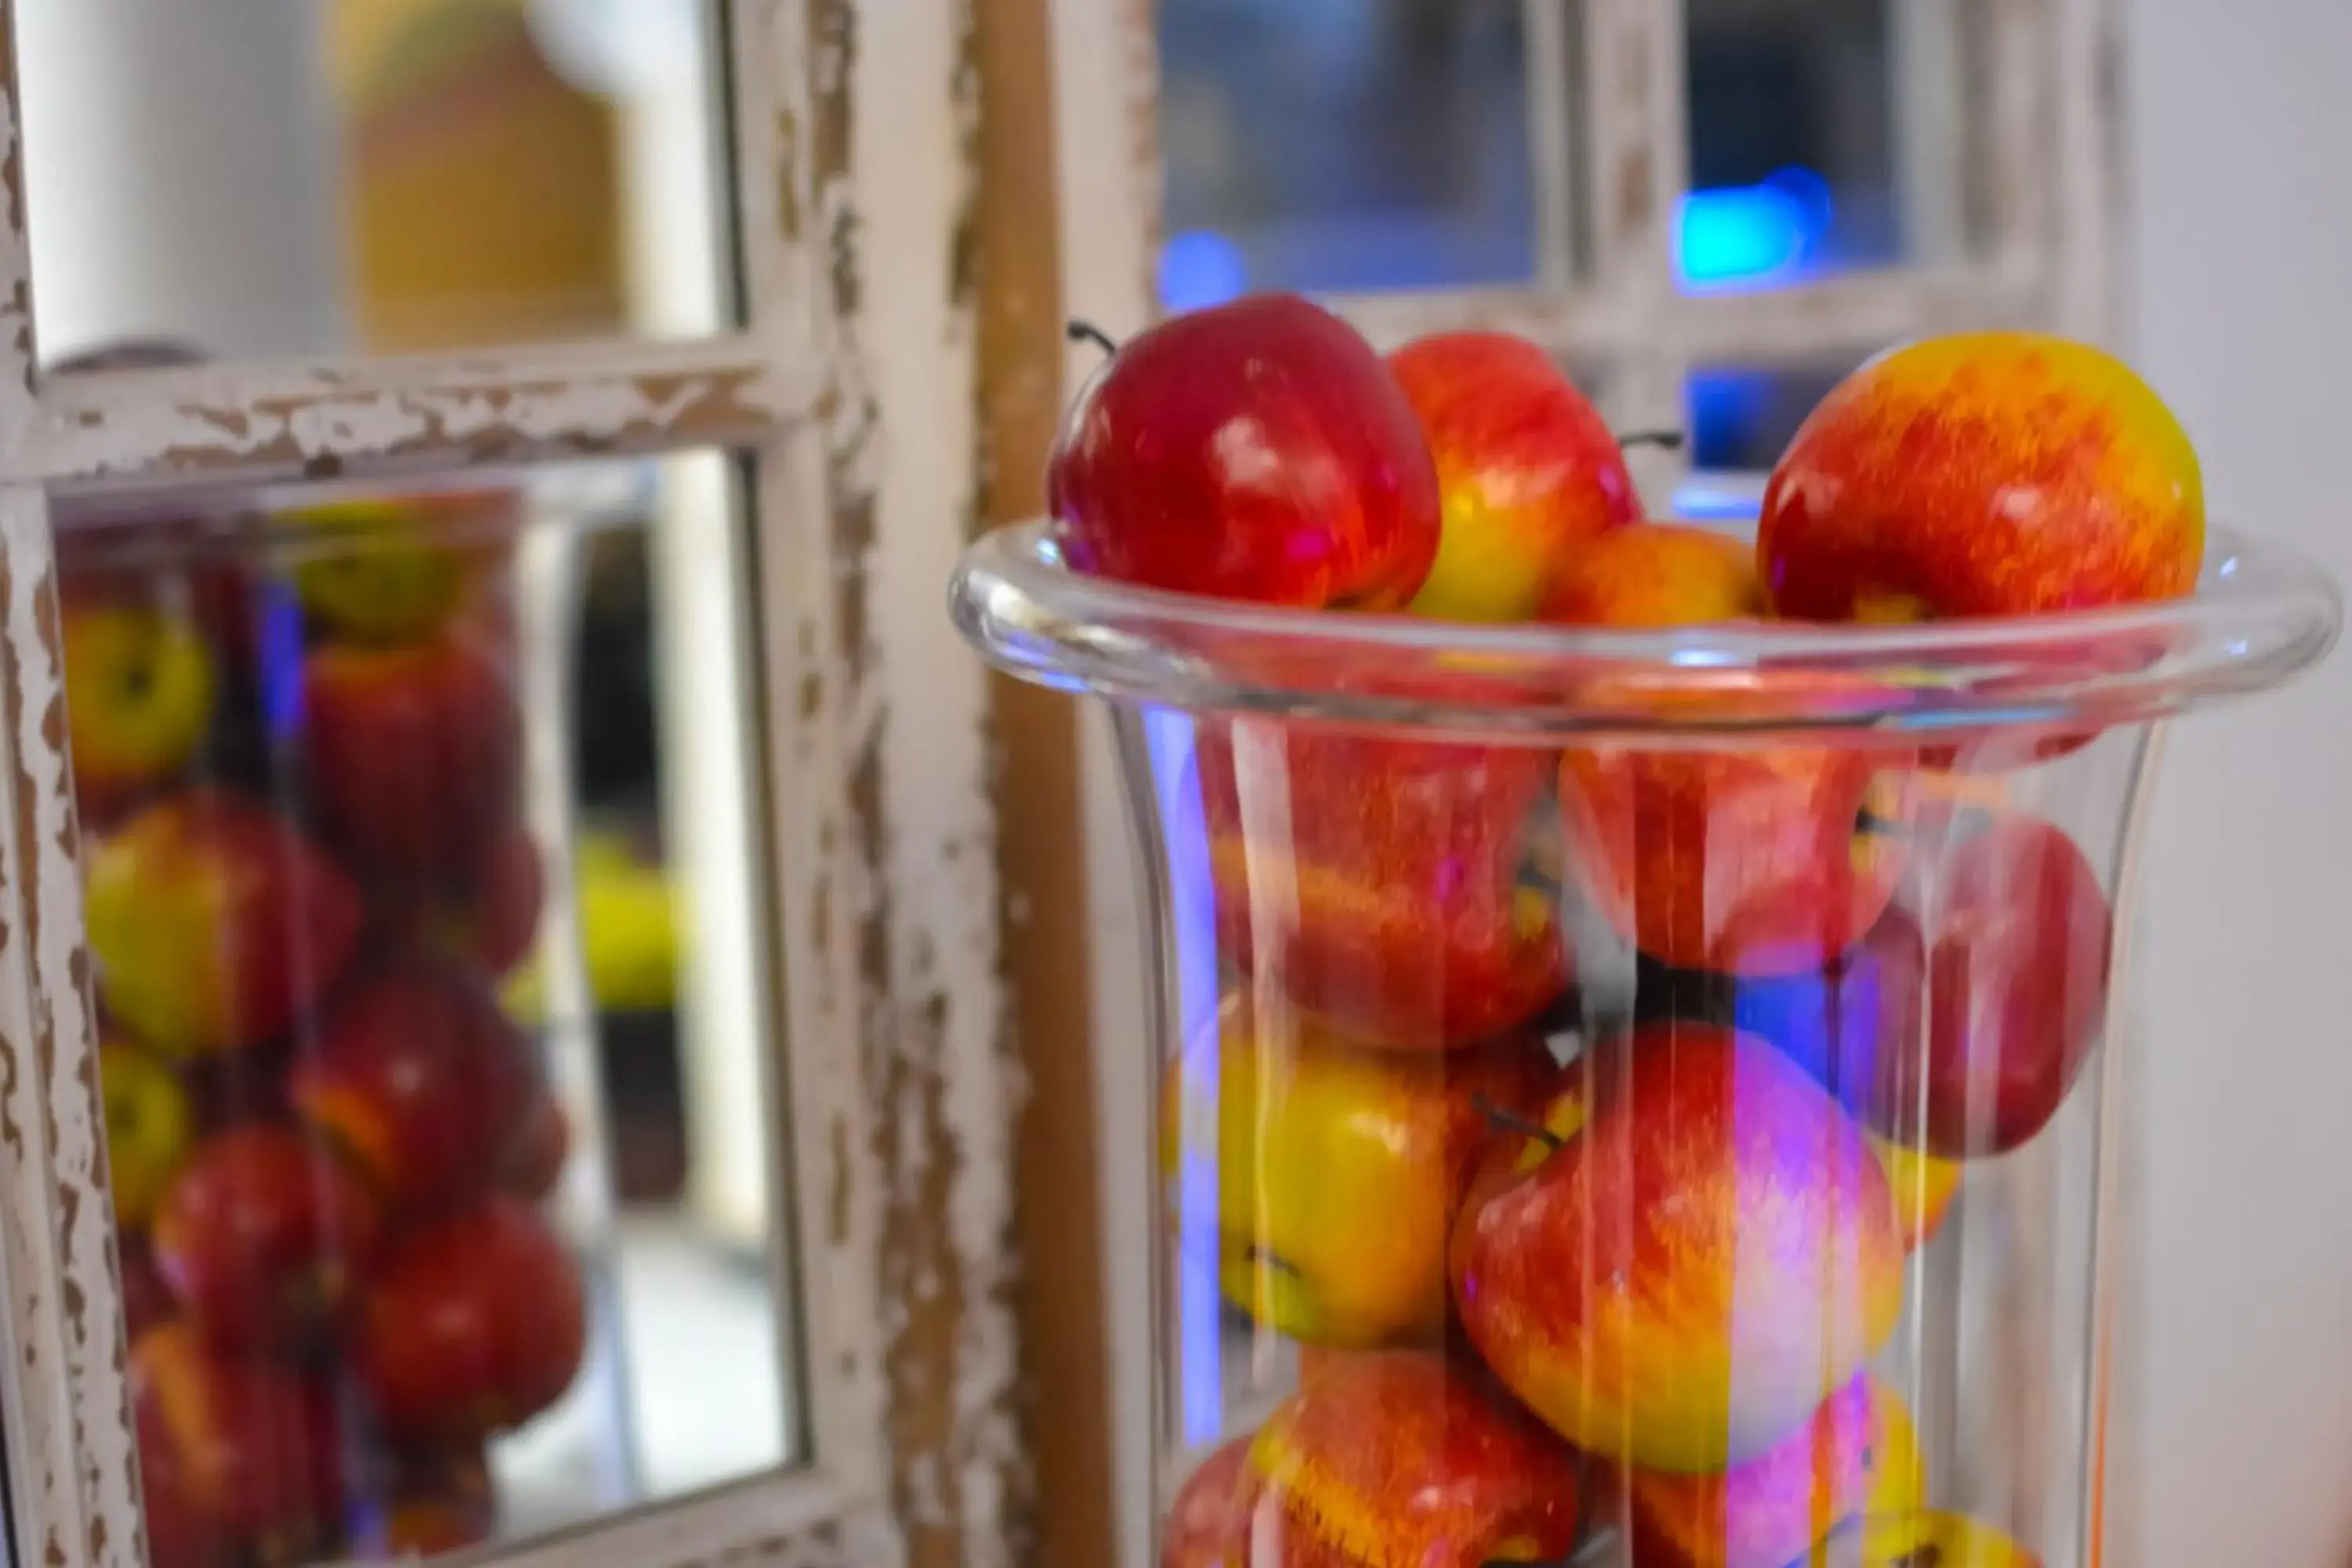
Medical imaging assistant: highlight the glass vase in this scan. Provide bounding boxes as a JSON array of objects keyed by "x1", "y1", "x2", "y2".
[{"x1": 953, "y1": 518, "x2": 2337, "y2": 1568}]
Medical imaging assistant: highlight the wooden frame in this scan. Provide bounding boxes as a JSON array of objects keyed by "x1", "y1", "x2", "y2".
[
  {"x1": 1046, "y1": 1, "x2": 2129, "y2": 1563},
  {"x1": 0, "y1": 2, "x2": 1030, "y2": 1567}
]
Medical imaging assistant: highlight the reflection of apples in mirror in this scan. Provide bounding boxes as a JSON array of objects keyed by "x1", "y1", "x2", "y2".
[
  {"x1": 154, "y1": 1124, "x2": 382, "y2": 1352},
  {"x1": 351, "y1": 1194, "x2": 586, "y2": 1444},
  {"x1": 85, "y1": 790, "x2": 363, "y2": 1058},
  {"x1": 63, "y1": 600, "x2": 216, "y2": 824}
]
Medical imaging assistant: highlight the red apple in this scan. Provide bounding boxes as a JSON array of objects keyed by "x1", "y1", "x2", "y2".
[
  {"x1": 85, "y1": 790, "x2": 365, "y2": 1058},
  {"x1": 1163, "y1": 1437, "x2": 1253, "y2": 1568},
  {"x1": 140, "y1": 1428, "x2": 232, "y2": 1568},
  {"x1": 1730, "y1": 814, "x2": 2112, "y2": 1157},
  {"x1": 1898, "y1": 813, "x2": 2112, "y2": 1154},
  {"x1": 291, "y1": 960, "x2": 543, "y2": 1216},
  {"x1": 1238, "y1": 1350, "x2": 1580, "y2": 1567},
  {"x1": 350, "y1": 1194, "x2": 587, "y2": 1442},
  {"x1": 1196, "y1": 722, "x2": 1566, "y2": 1050},
  {"x1": 132, "y1": 1323, "x2": 345, "y2": 1557},
  {"x1": 502, "y1": 1094, "x2": 570, "y2": 1203},
  {"x1": 1050, "y1": 295, "x2": 1442, "y2": 609},
  {"x1": 301, "y1": 637, "x2": 522, "y2": 887},
  {"x1": 152, "y1": 1124, "x2": 382, "y2": 1350},
  {"x1": 1450, "y1": 1024, "x2": 1904, "y2": 1473},
  {"x1": 1558, "y1": 742, "x2": 1910, "y2": 977},
  {"x1": 1387, "y1": 331, "x2": 1636, "y2": 622},
  {"x1": 120, "y1": 1236, "x2": 179, "y2": 1343},
  {"x1": 391, "y1": 824, "x2": 545, "y2": 978}
]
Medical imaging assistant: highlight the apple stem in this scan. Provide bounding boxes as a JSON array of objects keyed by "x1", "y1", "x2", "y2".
[
  {"x1": 1474, "y1": 1094, "x2": 1567, "y2": 1153},
  {"x1": 1616, "y1": 429, "x2": 1688, "y2": 452},
  {"x1": 1067, "y1": 320, "x2": 1121, "y2": 358}
]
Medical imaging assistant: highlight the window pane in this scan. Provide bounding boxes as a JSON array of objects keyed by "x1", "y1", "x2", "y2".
[
  {"x1": 70, "y1": 449, "x2": 799, "y2": 1562},
  {"x1": 1158, "y1": 0, "x2": 1543, "y2": 307},
  {"x1": 1681, "y1": 0, "x2": 1971, "y2": 290},
  {"x1": 20, "y1": 0, "x2": 731, "y2": 362},
  {"x1": 1683, "y1": 356, "x2": 1868, "y2": 473}
]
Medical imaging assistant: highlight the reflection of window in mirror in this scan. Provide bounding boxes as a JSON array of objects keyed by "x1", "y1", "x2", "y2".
[{"x1": 18, "y1": 0, "x2": 729, "y2": 363}]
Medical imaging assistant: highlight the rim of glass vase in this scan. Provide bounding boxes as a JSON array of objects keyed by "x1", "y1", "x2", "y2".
[{"x1": 951, "y1": 520, "x2": 2341, "y2": 740}]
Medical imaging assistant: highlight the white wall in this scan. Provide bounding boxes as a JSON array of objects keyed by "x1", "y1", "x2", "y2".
[{"x1": 2129, "y1": 0, "x2": 2352, "y2": 1563}]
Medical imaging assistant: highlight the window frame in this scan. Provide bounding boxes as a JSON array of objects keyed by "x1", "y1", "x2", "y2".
[{"x1": 0, "y1": 4, "x2": 1030, "y2": 1568}]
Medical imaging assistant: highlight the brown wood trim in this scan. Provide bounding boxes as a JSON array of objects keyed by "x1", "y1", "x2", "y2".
[{"x1": 974, "y1": 0, "x2": 1116, "y2": 1564}]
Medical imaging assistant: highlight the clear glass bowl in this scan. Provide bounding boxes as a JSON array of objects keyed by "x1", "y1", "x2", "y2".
[{"x1": 953, "y1": 519, "x2": 2338, "y2": 1568}]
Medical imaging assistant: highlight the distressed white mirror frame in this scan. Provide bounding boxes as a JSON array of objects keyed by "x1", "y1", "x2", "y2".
[
  {"x1": 0, "y1": 4, "x2": 1027, "y2": 1568},
  {"x1": 1043, "y1": 1, "x2": 2133, "y2": 1563}
]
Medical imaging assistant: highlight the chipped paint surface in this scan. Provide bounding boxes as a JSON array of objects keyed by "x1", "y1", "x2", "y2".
[
  {"x1": 0, "y1": 484, "x2": 139, "y2": 1568},
  {"x1": 13, "y1": 347, "x2": 822, "y2": 495},
  {"x1": 0, "y1": 3, "x2": 32, "y2": 431},
  {"x1": 0, "y1": 0, "x2": 1025, "y2": 1564}
]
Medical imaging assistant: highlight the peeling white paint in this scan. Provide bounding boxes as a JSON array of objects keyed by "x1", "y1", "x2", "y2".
[
  {"x1": 9, "y1": 344, "x2": 825, "y2": 495},
  {"x1": 0, "y1": 0, "x2": 1029, "y2": 1565},
  {"x1": 0, "y1": 484, "x2": 140, "y2": 1568}
]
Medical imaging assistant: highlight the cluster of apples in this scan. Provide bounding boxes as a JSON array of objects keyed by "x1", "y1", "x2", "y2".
[
  {"x1": 1054, "y1": 295, "x2": 2206, "y2": 1568},
  {"x1": 63, "y1": 494, "x2": 585, "y2": 1567}
]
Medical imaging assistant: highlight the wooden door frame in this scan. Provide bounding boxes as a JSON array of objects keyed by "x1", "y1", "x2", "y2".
[{"x1": 0, "y1": 3, "x2": 1035, "y2": 1566}]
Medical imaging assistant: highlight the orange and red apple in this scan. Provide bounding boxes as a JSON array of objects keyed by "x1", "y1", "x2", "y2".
[
  {"x1": 152, "y1": 1124, "x2": 381, "y2": 1351},
  {"x1": 1196, "y1": 723, "x2": 1566, "y2": 1050},
  {"x1": 1051, "y1": 295, "x2": 1442, "y2": 610},
  {"x1": 1558, "y1": 742, "x2": 1910, "y2": 978},
  {"x1": 1387, "y1": 331, "x2": 1636, "y2": 622},
  {"x1": 1162, "y1": 1437, "x2": 1253, "y2": 1568},
  {"x1": 1539, "y1": 521, "x2": 1764, "y2": 628},
  {"x1": 1164, "y1": 997, "x2": 1559, "y2": 1347},
  {"x1": 132, "y1": 1323, "x2": 345, "y2": 1560},
  {"x1": 301, "y1": 636, "x2": 522, "y2": 887},
  {"x1": 1761, "y1": 333, "x2": 2202, "y2": 620},
  {"x1": 291, "y1": 959, "x2": 544, "y2": 1218},
  {"x1": 350, "y1": 1194, "x2": 586, "y2": 1442},
  {"x1": 85, "y1": 790, "x2": 364, "y2": 1058},
  {"x1": 1239, "y1": 1351, "x2": 1580, "y2": 1567},
  {"x1": 1450, "y1": 1024, "x2": 1904, "y2": 1473}
]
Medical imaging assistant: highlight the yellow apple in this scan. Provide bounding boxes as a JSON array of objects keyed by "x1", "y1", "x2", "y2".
[
  {"x1": 100, "y1": 1036, "x2": 194, "y2": 1230},
  {"x1": 1818, "y1": 1509, "x2": 2042, "y2": 1566},
  {"x1": 1163, "y1": 996, "x2": 1556, "y2": 1348},
  {"x1": 1872, "y1": 1134, "x2": 1962, "y2": 1254},
  {"x1": 62, "y1": 602, "x2": 216, "y2": 821}
]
